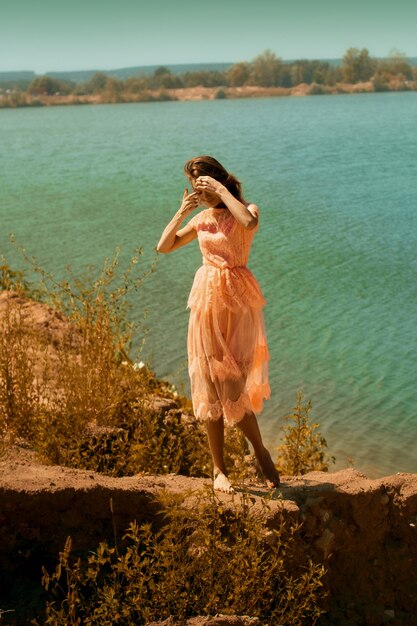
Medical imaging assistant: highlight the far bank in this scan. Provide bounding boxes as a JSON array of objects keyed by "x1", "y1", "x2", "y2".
[{"x1": 1, "y1": 78, "x2": 417, "y2": 108}]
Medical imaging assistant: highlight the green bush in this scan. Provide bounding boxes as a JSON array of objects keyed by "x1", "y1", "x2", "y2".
[
  {"x1": 214, "y1": 88, "x2": 227, "y2": 99},
  {"x1": 276, "y1": 390, "x2": 335, "y2": 475},
  {"x1": 308, "y1": 83, "x2": 330, "y2": 96}
]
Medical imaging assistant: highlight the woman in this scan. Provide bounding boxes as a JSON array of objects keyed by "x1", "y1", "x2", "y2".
[{"x1": 157, "y1": 156, "x2": 280, "y2": 492}]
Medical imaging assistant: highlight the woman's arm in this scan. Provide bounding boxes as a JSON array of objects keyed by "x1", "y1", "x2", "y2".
[
  {"x1": 194, "y1": 176, "x2": 258, "y2": 230},
  {"x1": 156, "y1": 189, "x2": 199, "y2": 253}
]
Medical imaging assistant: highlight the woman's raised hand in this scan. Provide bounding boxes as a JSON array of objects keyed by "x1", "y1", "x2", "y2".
[
  {"x1": 156, "y1": 188, "x2": 199, "y2": 253},
  {"x1": 194, "y1": 175, "x2": 225, "y2": 196},
  {"x1": 180, "y1": 188, "x2": 200, "y2": 215}
]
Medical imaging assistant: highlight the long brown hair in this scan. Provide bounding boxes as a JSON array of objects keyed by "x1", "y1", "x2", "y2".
[{"x1": 184, "y1": 156, "x2": 243, "y2": 203}]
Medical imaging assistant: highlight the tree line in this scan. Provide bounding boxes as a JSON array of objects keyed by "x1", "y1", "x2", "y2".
[{"x1": 3, "y1": 48, "x2": 416, "y2": 100}]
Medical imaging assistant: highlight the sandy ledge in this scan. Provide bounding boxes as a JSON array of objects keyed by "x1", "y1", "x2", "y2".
[{"x1": 1, "y1": 446, "x2": 417, "y2": 624}]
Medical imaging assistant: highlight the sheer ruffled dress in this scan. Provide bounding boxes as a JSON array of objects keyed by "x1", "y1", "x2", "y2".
[{"x1": 187, "y1": 206, "x2": 270, "y2": 425}]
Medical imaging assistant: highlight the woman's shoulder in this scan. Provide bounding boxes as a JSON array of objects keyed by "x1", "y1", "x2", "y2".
[{"x1": 187, "y1": 208, "x2": 209, "y2": 229}]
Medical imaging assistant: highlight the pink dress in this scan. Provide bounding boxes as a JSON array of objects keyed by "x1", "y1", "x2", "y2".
[{"x1": 187, "y1": 205, "x2": 270, "y2": 425}]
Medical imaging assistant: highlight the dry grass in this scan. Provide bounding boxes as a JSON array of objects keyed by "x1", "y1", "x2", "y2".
[
  {"x1": 0, "y1": 248, "x2": 157, "y2": 464},
  {"x1": 0, "y1": 298, "x2": 49, "y2": 448},
  {"x1": 37, "y1": 490, "x2": 326, "y2": 625}
]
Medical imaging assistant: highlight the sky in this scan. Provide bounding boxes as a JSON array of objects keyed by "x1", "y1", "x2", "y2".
[{"x1": 1, "y1": 0, "x2": 417, "y2": 74}]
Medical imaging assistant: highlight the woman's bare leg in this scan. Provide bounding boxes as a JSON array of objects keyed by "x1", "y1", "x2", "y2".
[
  {"x1": 205, "y1": 418, "x2": 234, "y2": 493},
  {"x1": 237, "y1": 412, "x2": 280, "y2": 487}
]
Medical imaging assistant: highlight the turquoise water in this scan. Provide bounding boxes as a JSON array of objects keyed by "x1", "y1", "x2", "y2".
[{"x1": 1, "y1": 93, "x2": 417, "y2": 477}]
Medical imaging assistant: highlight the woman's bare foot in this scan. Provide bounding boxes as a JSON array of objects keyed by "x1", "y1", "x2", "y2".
[
  {"x1": 213, "y1": 468, "x2": 235, "y2": 493},
  {"x1": 257, "y1": 447, "x2": 280, "y2": 488}
]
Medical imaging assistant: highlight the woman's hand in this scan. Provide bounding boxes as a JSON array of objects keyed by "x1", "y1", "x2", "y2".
[
  {"x1": 196, "y1": 175, "x2": 258, "y2": 229},
  {"x1": 156, "y1": 188, "x2": 200, "y2": 253},
  {"x1": 194, "y1": 175, "x2": 225, "y2": 196},
  {"x1": 180, "y1": 188, "x2": 200, "y2": 216}
]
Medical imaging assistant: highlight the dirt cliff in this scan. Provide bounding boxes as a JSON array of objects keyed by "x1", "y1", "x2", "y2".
[{"x1": 1, "y1": 447, "x2": 417, "y2": 625}]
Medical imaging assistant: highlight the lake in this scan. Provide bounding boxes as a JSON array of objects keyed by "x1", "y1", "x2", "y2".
[{"x1": 1, "y1": 91, "x2": 416, "y2": 477}]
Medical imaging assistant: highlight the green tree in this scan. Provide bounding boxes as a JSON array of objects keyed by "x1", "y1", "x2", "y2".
[
  {"x1": 102, "y1": 77, "x2": 124, "y2": 103},
  {"x1": 227, "y1": 62, "x2": 250, "y2": 86},
  {"x1": 342, "y1": 47, "x2": 375, "y2": 83},
  {"x1": 280, "y1": 64, "x2": 293, "y2": 87},
  {"x1": 83, "y1": 72, "x2": 109, "y2": 94},
  {"x1": 312, "y1": 61, "x2": 336, "y2": 85},
  {"x1": 149, "y1": 68, "x2": 183, "y2": 89},
  {"x1": 289, "y1": 60, "x2": 336, "y2": 86},
  {"x1": 181, "y1": 70, "x2": 227, "y2": 88},
  {"x1": 290, "y1": 60, "x2": 313, "y2": 85},
  {"x1": 154, "y1": 66, "x2": 170, "y2": 76},
  {"x1": 124, "y1": 77, "x2": 149, "y2": 93},
  {"x1": 28, "y1": 76, "x2": 72, "y2": 96},
  {"x1": 248, "y1": 50, "x2": 283, "y2": 87},
  {"x1": 377, "y1": 49, "x2": 413, "y2": 80}
]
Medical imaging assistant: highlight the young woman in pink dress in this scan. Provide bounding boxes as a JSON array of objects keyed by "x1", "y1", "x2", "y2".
[{"x1": 157, "y1": 156, "x2": 280, "y2": 492}]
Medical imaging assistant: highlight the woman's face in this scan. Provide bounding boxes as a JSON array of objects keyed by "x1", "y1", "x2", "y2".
[{"x1": 189, "y1": 176, "x2": 220, "y2": 207}]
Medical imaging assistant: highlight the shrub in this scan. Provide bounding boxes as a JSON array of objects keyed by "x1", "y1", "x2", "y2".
[
  {"x1": 48, "y1": 380, "x2": 213, "y2": 478},
  {"x1": 38, "y1": 490, "x2": 326, "y2": 625},
  {"x1": 214, "y1": 88, "x2": 227, "y2": 99},
  {"x1": 28, "y1": 248, "x2": 148, "y2": 413},
  {"x1": 276, "y1": 390, "x2": 335, "y2": 475},
  {"x1": 308, "y1": 82, "x2": 329, "y2": 95},
  {"x1": 0, "y1": 247, "x2": 155, "y2": 460}
]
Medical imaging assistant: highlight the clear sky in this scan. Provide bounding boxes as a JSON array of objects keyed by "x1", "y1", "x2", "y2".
[{"x1": 2, "y1": 0, "x2": 417, "y2": 74}]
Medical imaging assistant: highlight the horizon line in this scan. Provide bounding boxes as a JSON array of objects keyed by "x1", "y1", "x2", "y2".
[{"x1": 2, "y1": 52, "x2": 417, "y2": 76}]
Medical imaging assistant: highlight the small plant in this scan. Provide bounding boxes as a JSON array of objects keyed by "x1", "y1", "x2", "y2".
[
  {"x1": 0, "y1": 257, "x2": 31, "y2": 293},
  {"x1": 276, "y1": 390, "x2": 335, "y2": 475},
  {"x1": 0, "y1": 296, "x2": 50, "y2": 452},
  {"x1": 38, "y1": 490, "x2": 326, "y2": 625}
]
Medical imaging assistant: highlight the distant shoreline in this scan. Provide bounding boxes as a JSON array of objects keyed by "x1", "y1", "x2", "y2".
[{"x1": 1, "y1": 80, "x2": 416, "y2": 108}]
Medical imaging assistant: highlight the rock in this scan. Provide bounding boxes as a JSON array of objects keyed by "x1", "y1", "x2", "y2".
[
  {"x1": 315, "y1": 527, "x2": 335, "y2": 559},
  {"x1": 0, "y1": 290, "x2": 82, "y2": 353}
]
